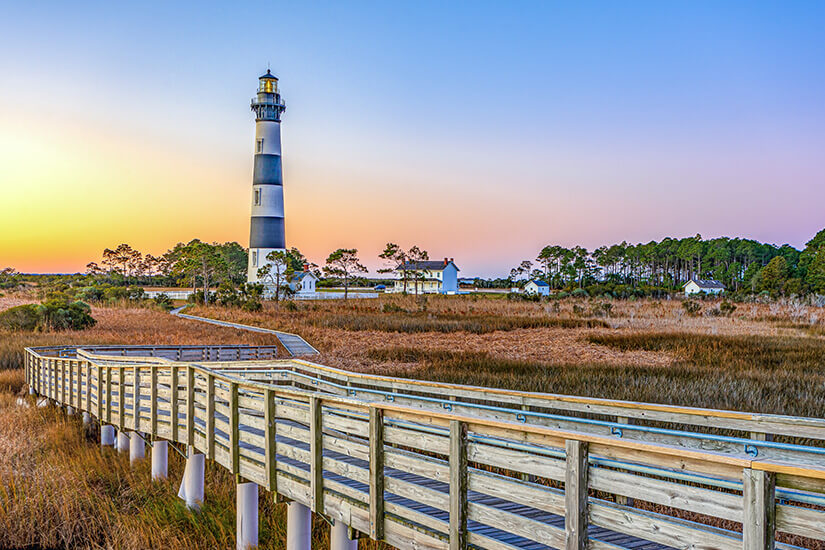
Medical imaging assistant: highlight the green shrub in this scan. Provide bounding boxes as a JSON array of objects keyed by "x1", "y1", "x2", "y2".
[
  {"x1": 39, "y1": 298, "x2": 96, "y2": 330},
  {"x1": 382, "y1": 302, "x2": 407, "y2": 313},
  {"x1": 719, "y1": 300, "x2": 737, "y2": 316},
  {"x1": 0, "y1": 304, "x2": 40, "y2": 331},
  {"x1": 153, "y1": 293, "x2": 174, "y2": 311},
  {"x1": 281, "y1": 301, "x2": 298, "y2": 312},
  {"x1": 571, "y1": 288, "x2": 589, "y2": 298},
  {"x1": 0, "y1": 299, "x2": 96, "y2": 332},
  {"x1": 682, "y1": 300, "x2": 702, "y2": 316}
]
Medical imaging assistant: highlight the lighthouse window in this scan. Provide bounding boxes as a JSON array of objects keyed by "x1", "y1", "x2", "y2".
[
  {"x1": 254, "y1": 189, "x2": 261, "y2": 206},
  {"x1": 252, "y1": 251, "x2": 258, "y2": 267},
  {"x1": 256, "y1": 138, "x2": 264, "y2": 153}
]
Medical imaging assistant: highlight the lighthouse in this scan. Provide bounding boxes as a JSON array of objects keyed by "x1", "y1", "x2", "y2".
[{"x1": 247, "y1": 70, "x2": 287, "y2": 288}]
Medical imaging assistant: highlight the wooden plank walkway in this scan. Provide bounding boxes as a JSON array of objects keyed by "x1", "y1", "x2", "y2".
[
  {"x1": 170, "y1": 306, "x2": 320, "y2": 356},
  {"x1": 23, "y1": 345, "x2": 825, "y2": 550}
]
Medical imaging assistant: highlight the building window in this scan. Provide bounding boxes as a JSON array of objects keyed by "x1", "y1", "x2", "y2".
[
  {"x1": 252, "y1": 251, "x2": 258, "y2": 267},
  {"x1": 256, "y1": 138, "x2": 264, "y2": 153},
  {"x1": 254, "y1": 188, "x2": 261, "y2": 206}
]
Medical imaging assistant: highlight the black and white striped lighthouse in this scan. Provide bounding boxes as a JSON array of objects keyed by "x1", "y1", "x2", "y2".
[{"x1": 247, "y1": 70, "x2": 287, "y2": 285}]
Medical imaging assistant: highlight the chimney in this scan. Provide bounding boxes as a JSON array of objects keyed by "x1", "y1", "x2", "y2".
[
  {"x1": 449, "y1": 258, "x2": 454, "y2": 263},
  {"x1": 303, "y1": 262, "x2": 309, "y2": 272},
  {"x1": 443, "y1": 257, "x2": 448, "y2": 266}
]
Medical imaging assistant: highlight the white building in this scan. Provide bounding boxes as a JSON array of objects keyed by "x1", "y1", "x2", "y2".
[
  {"x1": 523, "y1": 279, "x2": 550, "y2": 296},
  {"x1": 289, "y1": 270, "x2": 318, "y2": 297},
  {"x1": 390, "y1": 258, "x2": 459, "y2": 294},
  {"x1": 683, "y1": 278, "x2": 726, "y2": 296}
]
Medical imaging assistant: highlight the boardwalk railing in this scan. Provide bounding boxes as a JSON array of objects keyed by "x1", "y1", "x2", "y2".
[{"x1": 25, "y1": 345, "x2": 825, "y2": 550}]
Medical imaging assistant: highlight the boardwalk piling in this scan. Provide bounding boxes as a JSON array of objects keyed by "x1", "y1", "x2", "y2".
[
  {"x1": 82, "y1": 411, "x2": 91, "y2": 426},
  {"x1": 117, "y1": 430, "x2": 130, "y2": 454},
  {"x1": 236, "y1": 481, "x2": 259, "y2": 549},
  {"x1": 286, "y1": 502, "x2": 311, "y2": 550},
  {"x1": 130, "y1": 432, "x2": 146, "y2": 463},
  {"x1": 101, "y1": 425, "x2": 115, "y2": 447},
  {"x1": 331, "y1": 520, "x2": 358, "y2": 550},
  {"x1": 152, "y1": 440, "x2": 168, "y2": 480},
  {"x1": 178, "y1": 446, "x2": 205, "y2": 509}
]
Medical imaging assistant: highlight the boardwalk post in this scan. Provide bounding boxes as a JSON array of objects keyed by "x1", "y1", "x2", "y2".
[
  {"x1": 133, "y1": 365, "x2": 141, "y2": 431},
  {"x1": 331, "y1": 520, "x2": 358, "y2": 550},
  {"x1": 743, "y1": 468, "x2": 776, "y2": 550},
  {"x1": 206, "y1": 374, "x2": 216, "y2": 460},
  {"x1": 236, "y1": 481, "x2": 259, "y2": 549},
  {"x1": 230, "y1": 382, "x2": 240, "y2": 475},
  {"x1": 369, "y1": 407, "x2": 385, "y2": 541},
  {"x1": 286, "y1": 502, "x2": 311, "y2": 550},
  {"x1": 264, "y1": 389, "x2": 277, "y2": 493},
  {"x1": 152, "y1": 440, "x2": 168, "y2": 480},
  {"x1": 178, "y1": 445, "x2": 205, "y2": 510},
  {"x1": 82, "y1": 411, "x2": 91, "y2": 425},
  {"x1": 565, "y1": 439, "x2": 589, "y2": 550},
  {"x1": 449, "y1": 420, "x2": 468, "y2": 550},
  {"x1": 117, "y1": 429, "x2": 130, "y2": 454},
  {"x1": 186, "y1": 367, "x2": 195, "y2": 447},
  {"x1": 310, "y1": 396, "x2": 323, "y2": 515},
  {"x1": 130, "y1": 431, "x2": 146, "y2": 463},
  {"x1": 101, "y1": 424, "x2": 115, "y2": 447},
  {"x1": 170, "y1": 365, "x2": 179, "y2": 441}
]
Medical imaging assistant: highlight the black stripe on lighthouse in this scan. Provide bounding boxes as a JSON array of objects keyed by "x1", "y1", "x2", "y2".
[
  {"x1": 249, "y1": 217, "x2": 285, "y2": 249},
  {"x1": 253, "y1": 154, "x2": 282, "y2": 185}
]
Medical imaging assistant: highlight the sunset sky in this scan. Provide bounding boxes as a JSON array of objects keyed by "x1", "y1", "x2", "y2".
[{"x1": 1, "y1": 2, "x2": 824, "y2": 276}]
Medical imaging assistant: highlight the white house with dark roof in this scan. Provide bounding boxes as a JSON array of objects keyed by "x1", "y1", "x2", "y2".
[
  {"x1": 390, "y1": 258, "x2": 459, "y2": 294},
  {"x1": 683, "y1": 278, "x2": 726, "y2": 296},
  {"x1": 524, "y1": 279, "x2": 550, "y2": 296},
  {"x1": 289, "y1": 268, "x2": 318, "y2": 297}
]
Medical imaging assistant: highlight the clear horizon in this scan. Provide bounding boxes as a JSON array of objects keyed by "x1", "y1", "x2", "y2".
[{"x1": 2, "y1": 2, "x2": 824, "y2": 277}]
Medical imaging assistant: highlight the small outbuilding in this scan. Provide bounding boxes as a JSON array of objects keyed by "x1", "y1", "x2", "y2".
[
  {"x1": 290, "y1": 270, "x2": 318, "y2": 296},
  {"x1": 524, "y1": 279, "x2": 550, "y2": 296},
  {"x1": 683, "y1": 278, "x2": 726, "y2": 296}
]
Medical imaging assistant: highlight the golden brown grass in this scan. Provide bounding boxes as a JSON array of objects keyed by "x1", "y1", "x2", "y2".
[{"x1": 1, "y1": 292, "x2": 824, "y2": 548}]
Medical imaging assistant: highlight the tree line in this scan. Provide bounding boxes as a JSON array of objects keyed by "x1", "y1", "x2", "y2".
[{"x1": 512, "y1": 229, "x2": 825, "y2": 296}]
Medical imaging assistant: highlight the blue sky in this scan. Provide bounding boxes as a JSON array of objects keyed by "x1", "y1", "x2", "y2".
[{"x1": 1, "y1": 2, "x2": 824, "y2": 275}]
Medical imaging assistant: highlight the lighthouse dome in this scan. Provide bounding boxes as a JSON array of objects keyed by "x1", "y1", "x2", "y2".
[{"x1": 259, "y1": 69, "x2": 278, "y2": 80}]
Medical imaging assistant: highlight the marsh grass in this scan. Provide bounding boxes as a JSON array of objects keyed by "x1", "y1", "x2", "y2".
[
  {"x1": 368, "y1": 333, "x2": 825, "y2": 416},
  {"x1": 0, "y1": 394, "x2": 384, "y2": 550},
  {"x1": 314, "y1": 312, "x2": 608, "y2": 334}
]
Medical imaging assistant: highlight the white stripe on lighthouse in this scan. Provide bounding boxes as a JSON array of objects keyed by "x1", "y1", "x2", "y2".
[{"x1": 255, "y1": 121, "x2": 282, "y2": 155}]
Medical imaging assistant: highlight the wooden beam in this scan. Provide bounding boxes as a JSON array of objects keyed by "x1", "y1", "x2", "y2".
[
  {"x1": 118, "y1": 367, "x2": 125, "y2": 430},
  {"x1": 133, "y1": 365, "x2": 141, "y2": 430},
  {"x1": 150, "y1": 365, "x2": 158, "y2": 436},
  {"x1": 449, "y1": 420, "x2": 468, "y2": 550},
  {"x1": 565, "y1": 439, "x2": 589, "y2": 550},
  {"x1": 170, "y1": 365, "x2": 179, "y2": 442},
  {"x1": 369, "y1": 407, "x2": 385, "y2": 541},
  {"x1": 264, "y1": 388, "x2": 277, "y2": 493},
  {"x1": 206, "y1": 374, "x2": 215, "y2": 460},
  {"x1": 310, "y1": 396, "x2": 323, "y2": 514},
  {"x1": 743, "y1": 468, "x2": 776, "y2": 550},
  {"x1": 186, "y1": 367, "x2": 195, "y2": 447},
  {"x1": 85, "y1": 360, "x2": 91, "y2": 413},
  {"x1": 229, "y1": 382, "x2": 240, "y2": 474}
]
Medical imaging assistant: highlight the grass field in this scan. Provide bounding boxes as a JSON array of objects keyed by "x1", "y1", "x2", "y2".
[{"x1": 1, "y1": 292, "x2": 823, "y2": 549}]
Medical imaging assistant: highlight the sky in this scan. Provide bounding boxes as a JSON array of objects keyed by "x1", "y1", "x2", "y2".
[{"x1": 1, "y1": 2, "x2": 824, "y2": 277}]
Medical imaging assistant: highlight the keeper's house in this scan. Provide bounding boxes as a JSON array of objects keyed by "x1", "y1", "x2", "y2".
[
  {"x1": 390, "y1": 258, "x2": 459, "y2": 294},
  {"x1": 683, "y1": 278, "x2": 726, "y2": 296},
  {"x1": 524, "y1": 279, "x2": 550, "y2": 296}
]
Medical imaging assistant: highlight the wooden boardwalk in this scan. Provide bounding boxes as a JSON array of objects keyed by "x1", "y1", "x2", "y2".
[
  {"x1": 170, "y1": 307, "x2": 320, "y2": 356},
  {"x1": 24, "y1": 344, "x2": 825, "y2": 550}
]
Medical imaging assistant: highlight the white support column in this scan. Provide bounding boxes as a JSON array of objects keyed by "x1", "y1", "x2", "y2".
[
  {"x1": 130, "y1": 432, "x2": 146, "y2": 463},
  {"x1": 101, "y1": 425, "x2": 115, "y2": 447},
  {"x1": 331, "y1": 520, "x2": 358, "y2": 550},
  {"x1": 29, "y1": 386, "x2": 36, "y2": 396},
  {"x1": 178, "y1": 446, "x2": 205, "y2": 509},
  {"x1": 236, "y1": 482, "x2": 259, "y2": 550},
  {"x1": 152, "y1": 440, "x2": 168, "y2": 480},
  {"x1": 82, "y1": 412, "x2": 91, "y2": 426},
  {"x1": 117, "y1": 430, "x2": 130, "y2": 454},
  {"x1": 67, "y1": 405, "x2": 74, "y2": 416},
  {"x1": 286, "y1": 501, "x2": 311, "y2": 550}
]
